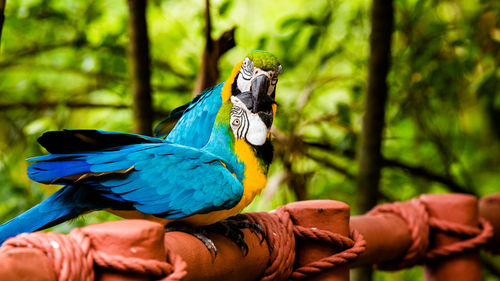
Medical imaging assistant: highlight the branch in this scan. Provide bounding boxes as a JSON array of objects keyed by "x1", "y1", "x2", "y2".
[
  {"x1": 382, "y1": 158, "x2": 475, "y2": 195},
  {"x1": 303, "y1": 141, "x2": 356, "y2": 158},
  {"x1": 0, "y1": 101, "x2": 170, "y2": 117},
  {"x1": 356, "y1": 0, "x2": 394, "y2": 215},
  {"x1": 192, "y1": 0, "x2": 236, "y2": 95},
  {"x1": 203, "y1": 0, "x2": 213, "y2": 51},
  {"x1": 304, "y1": 151, "x2": 355, "y2": 179},
  {"x1": 0, "y1": 40, "x2": 84, "y2": 68},
  {"x1": 152, "y1": 59, "x2": 194, "y2": 80},
  {"x1": 0, "y1": 39, "x2": 191, "y2": 82},
  {"x1": 0, "y1": 101, "x2": 129, "y2": 110},
  {"x1": 304, "y1": 141, "x2": 475, "y2": 196},
  {"x1": 0, "y1": 0, "x2": 5, "y2": 43},
  {"x1": 1, "y1": 63, "x2": 191, "y2": 94},
  {"x1": 216, "y1": 27, "x2": 236, "y2": 56},
  {"x1": 127, "y1": 0, "x2": 153, "y2": 136}
]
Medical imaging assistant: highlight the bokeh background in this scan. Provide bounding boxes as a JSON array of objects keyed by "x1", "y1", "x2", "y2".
[{"x1": 0, "y1": 0, "x2": 499, "y2": 280}]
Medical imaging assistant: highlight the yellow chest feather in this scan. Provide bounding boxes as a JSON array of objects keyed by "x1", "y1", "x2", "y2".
[{"x1": 179, "y1": 139, "x2": 267, "y2": 226}]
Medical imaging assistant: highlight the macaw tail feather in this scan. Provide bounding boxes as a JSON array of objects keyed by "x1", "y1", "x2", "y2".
[
  {"x1": 38, "y1": 129, "x2": 164, "y2": 154},
  {"x1": 0, "y1": 185, "x2": 90, "y2": 244}
]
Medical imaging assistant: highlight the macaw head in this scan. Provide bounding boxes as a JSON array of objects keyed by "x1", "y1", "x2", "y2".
[
  {"x1": 228, "y1": 95, "x2": 270, "y2": 146},
  {"x1": 230, "y1": 50, "x2": 282, "y2": 114},
  {"x1": 225, "y1": 51, "x2": 281, "y2": 147}
]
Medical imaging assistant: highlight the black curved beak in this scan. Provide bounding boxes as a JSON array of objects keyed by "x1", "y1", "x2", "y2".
[{"x1": 251, "y1": 75, "x2": 273, "y2": 114}]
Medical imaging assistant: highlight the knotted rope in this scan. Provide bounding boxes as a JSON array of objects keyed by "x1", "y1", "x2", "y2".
[
  {"x1": 368, "y1": 197, "x2": 493, "y2": 269},
  {"x1": 0, "y1": 227, "x2": 187, "y2": 281},
  {"x1": 241, "y1": 205, "x2": 366, "y2": 281},
  {"x1": 290, "y1": 227, "x2": 366, "y2": 280},
  {"x1": 426, "y1": 217, "x2": 493, "y2": 259}
]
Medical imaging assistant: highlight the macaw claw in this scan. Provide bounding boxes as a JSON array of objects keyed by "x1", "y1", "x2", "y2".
[
  {"x1": 165, "y1": 224, "x2": 218, "y2": 261},
  {"x1": 165, "y1": 219, "x2": 266, "y2": 261},
  {"x1": 205, "y1": 218, "x2": 266, "y2": 256}
]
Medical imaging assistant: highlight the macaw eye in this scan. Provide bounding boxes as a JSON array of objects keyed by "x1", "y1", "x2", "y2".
[
  {"x1": 240, "y1": 58, "x2": 253, "y2": 80},
  {"x1": 232, "y1": 119, "x2": 241, "y2": 127}
]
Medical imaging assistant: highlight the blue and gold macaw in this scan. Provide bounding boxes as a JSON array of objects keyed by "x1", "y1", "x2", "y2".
[{"x1": 0, "y1": 51, "x2": 281, "y2": 245}]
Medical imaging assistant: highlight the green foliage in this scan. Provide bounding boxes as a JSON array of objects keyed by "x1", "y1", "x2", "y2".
[{"x1": 1, "y1": 0, "x2": 500, "y2": 279}]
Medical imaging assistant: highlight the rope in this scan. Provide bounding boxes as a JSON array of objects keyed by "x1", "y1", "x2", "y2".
[
  {"x1": 0, "y1": 227, "x2": 187, "y2": 281},
  {"x1": 290, "y1": 227, "x2": 366, "y2": 281},
  {"x1": 367, "y1": 196, "x2": 494, "y2": 269},
  {"x1": 241, "y1": 207, "x2": 296, "y2": 281},
  {"x1": 242, "y1": 206, "x2": 366, "y2": 281},
  {"x1": 368, "y1": 198, "x2": 430, "y2": 269},
  {"x1": 426, "y1": 217, "x2": 493, "y2": 259}
]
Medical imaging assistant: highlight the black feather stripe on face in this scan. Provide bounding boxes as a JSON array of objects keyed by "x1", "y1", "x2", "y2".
[
  {"x1": 230, "y1": 106, "x2": 249, "y2": 139},
  {"x1": 253, "y1": 139, "x2": 274, "y2": 169},
  {"x1": 231, "y1": 73, "x2": 242, "y2": 96}
]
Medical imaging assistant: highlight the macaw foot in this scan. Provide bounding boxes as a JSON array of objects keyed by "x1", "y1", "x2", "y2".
[
  {"x1": 205, "y1": 218, "x2": 265, "y2": 256},
  {"x1": 165, "y1": 218, "x2": 265, "y2": 261},
  {"x1": 165, "y1": 223, "x2": 218, "y2": 261}
]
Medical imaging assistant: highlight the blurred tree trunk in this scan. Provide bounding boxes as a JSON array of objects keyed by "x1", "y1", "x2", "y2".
[
  {"x1": 354, "y1": 0, "x2": 393, "y2": 280},
  {"x1": 127, "y1": 0, "x2": 152, "y2": 136},
  {"x1": 193, "y1": 0, "x2": 235, "y2": 96},
  {"x1": 0, "y1": 0, "x2": 5, "y2": 43}
]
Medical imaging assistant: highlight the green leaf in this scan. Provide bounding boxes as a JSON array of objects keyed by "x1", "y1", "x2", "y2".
[
  {"x1": 279, "y1": 17, "x2": 303, "y2": 30},
  {"x1": 307, "y1": 29, "x2": 321, "y2": 50},
  {"x1": 336, "y1": 103, "x2": 351, "y2": 126},
  {"x1": 218, "y1": 0, "x2": 233, "y2": 16}
]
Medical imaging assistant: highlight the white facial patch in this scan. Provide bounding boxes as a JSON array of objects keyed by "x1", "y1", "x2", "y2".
[
  {"x1": 237, "y1": 57, "x2": 253, "y2": 93},
  {"x1": 230, "y1": 96, "x2": 270, "y2": 146},
  {"x1": 237, "y1": 73, "x2": 251, "y2": 93}
]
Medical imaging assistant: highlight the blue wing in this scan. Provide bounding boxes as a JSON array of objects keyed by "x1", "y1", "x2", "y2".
[
  {"x1": 155, "y1": 83, "x2": 224, "y2": 148},
  {"x1": 27, "y1": 142, "x2": 243, "y2": 219}
]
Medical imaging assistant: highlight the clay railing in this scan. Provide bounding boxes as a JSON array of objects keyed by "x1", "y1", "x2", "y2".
[{"x1": 0, "y1": 193, "x2": 498, "y2": 281}]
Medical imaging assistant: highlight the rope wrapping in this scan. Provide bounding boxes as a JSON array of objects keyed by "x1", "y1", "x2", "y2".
[
  {"x1": 368, "y1": 197, "x2": 494, "y2": 270},
  {"x1": 426, "y1": 217, "x2": 493, "y2": 260},
  {"x1": 290, "y1": 227, "x2": 366, "y2": 281},
  {"x1": 242, "y1": 206, "x2": 366, "y2": 281},
  {"x1": 368, "y1": 198, "x2": 430, "y2": 269},
  {"x1": 0, "y1": 227, "x2": 187, "y2": 281},
  {"x1": 241, "y1": 207, "x2": 296, "y2": 281}
]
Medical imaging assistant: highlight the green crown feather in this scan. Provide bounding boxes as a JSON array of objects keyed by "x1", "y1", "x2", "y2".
[{"x1": 247, "y1": 50, "x2": 280, "y2": 71}]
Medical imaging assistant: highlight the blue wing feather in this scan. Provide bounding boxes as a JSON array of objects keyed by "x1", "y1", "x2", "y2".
[
  {"x1": 27, "y1": 143, "x2": 243, "y2": 219},
  {"x1": 161, "y1": 83, "x2": 224, "y2": 148}
]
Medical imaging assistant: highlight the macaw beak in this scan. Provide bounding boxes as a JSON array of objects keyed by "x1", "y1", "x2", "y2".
[
  {"x1": 251, "y1": 74, "x2": 273, "y2": 114},
  {"x1": 250, "y1": 74, "x2": 276, "y2": 129}
]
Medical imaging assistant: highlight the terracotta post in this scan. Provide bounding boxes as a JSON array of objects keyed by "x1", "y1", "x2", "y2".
[
  {"x1": 285, "y1": 200, "x2": 351, "y2": 281},
  {"x1": 350, "y1": 213, "x2": 411, "y2": 266},
  {"x1": 0, "y1": 248, "x2": 56, "y2": 281},
  {"x1": 479, "y1": 194, "x2": 500, "y2": 254},
  {"x1": 88, "y1": 220, "x2": 168, "y2": 281},
  {"x1": 420, "y1": 194, "x2": 482, "y2": 281}
]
